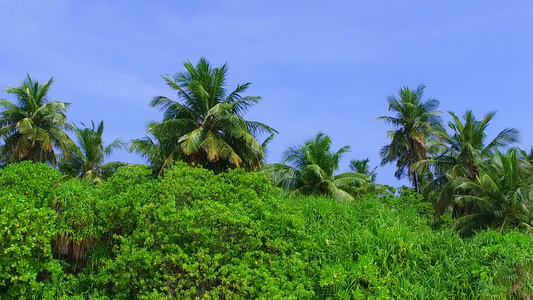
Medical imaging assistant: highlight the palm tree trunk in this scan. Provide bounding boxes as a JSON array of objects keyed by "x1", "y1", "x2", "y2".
[
  {"x1": 413, "y1": 172, "x2": 420, "y2": 193},
  {"x1": 408, "y1": 141, "x2": 421, "y2": 193}
]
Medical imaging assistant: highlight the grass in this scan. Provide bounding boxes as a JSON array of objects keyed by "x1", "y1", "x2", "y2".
[{"x1": 289, "y1": 195, "x2": 533, "y2": 299}]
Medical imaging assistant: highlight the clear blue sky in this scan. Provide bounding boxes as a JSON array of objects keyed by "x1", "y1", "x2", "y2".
[{"x1": 1, "y1": 1, "x2": 532, "y2": 186}]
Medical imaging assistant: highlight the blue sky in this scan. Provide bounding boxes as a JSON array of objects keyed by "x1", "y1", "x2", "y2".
[{"x1": 1, "y1": 1, "x2": 532, "y2": 186}]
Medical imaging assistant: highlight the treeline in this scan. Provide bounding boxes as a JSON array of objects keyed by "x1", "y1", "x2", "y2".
[
  {"x1": 3, "y1": 58, "x2": 530, "y2": 237},
  {"x1": 375, "y1": 85, "x2": 533, "y2": 236},
  {"x1": 1, "y1": 162, "x2": 532, "y2": 299}
]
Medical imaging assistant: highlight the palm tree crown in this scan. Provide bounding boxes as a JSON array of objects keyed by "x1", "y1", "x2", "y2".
[
  {"x1": 128, "y1": 121, "x2": 171, "y2": 174},
  {"x1": 419, "y1": 110, "x2": 520, "y2": 215},
  {"x1": 263, "y1": 132, "x2": 367, "y2": 201},
  {"x1": 454, "y1": 149, "x2": 533, "y2": 236},
  {"x1": 0, "y1": 74, "x2": 72, "y2": 165},
  {"x1": 446, "y1": 110, "x2": 519, "y2": 180},
  {"x1": 349, "y1": 158, "x2": 377, "y2": 183},
  {"x1": 148, "y1": 58, "x2": 277, "y2": 173},
  {"x1": 377, "y1": 85, "x2": 442, "y2": 192},
  {"x1": 59, "y1": 120, "x2": 123, "y2": 182}
]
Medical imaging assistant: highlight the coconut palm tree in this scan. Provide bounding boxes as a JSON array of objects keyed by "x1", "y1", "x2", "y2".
[
  {"x1": 0, "y1": 74, "x2": 72, "y2": 165},
  {"x1": 263, "y1": 132, "x2": 367, "y2": 201},
  {"x1": 149, "y1": 58, "x2": 277, "y2": 173},
  {"x1": 445, "y1": 111, "x2": 519, "y2": 180},
  {"x1": 417, "y1": 110, "x2": 520, "y2": 215},
  {"x1": 349, "y1": 158, "x2": 377, "y2": 183},
  {"x1": 59, "y1": 120, "x2": 123, "y2": 182},
  {"x1": 376, "y1": 85, "x2": 442, "y2": 192},
  {"x1": 128, "y1": 121, "x2": 178, "y2": 175},
  {"x1": 453, "y1": 149, "x2": 533, "y2": 236}
]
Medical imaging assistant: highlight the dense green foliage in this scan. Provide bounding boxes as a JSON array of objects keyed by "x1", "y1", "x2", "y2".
[
  {"x1": 2, "y1": 65, "x2": 533, "y2": 298},
  {"x1": 1, "y1": 162, "x2": 532, "y2": 299},
  {"x1": 2, "y1": 69, "x2": 532, "y2": 237},
  {"x1": 453, "y1": 149, "x2": 533, "y2": 235}
]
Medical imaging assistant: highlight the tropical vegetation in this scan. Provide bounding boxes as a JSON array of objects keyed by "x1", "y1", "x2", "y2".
[
  {"x1": 349, "y1": 157, "x2": 377, "y2": 183},
  {"x1": 376, "y1": 85, "x2": 442, "y2": 193},
  {"x1": 1, "y1": 162, "x2": 532, "y2": 299},
  {"x1": 1, "y1": 60, "x2": 533, "y2": 298},
  {"x1": 263, "y1": 132, "x2": 367, "y2": 201},
  {"x1": 59, "y1": 120, "x2": 123, "y2": 183},
  {"x1": 0, "y1": 74, "x2": 72, "y2": 165},
  {"x1": 143, "y1": 58, "x2": 277, "y2": 174}
]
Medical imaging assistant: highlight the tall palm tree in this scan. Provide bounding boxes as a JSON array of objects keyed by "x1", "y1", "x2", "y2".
[
  {"x1": 349, "y1": 158, "x2": 377, "y2": 183},
  {"x1": 0, "y1": 74, "x2": 72, "y2": 165},
  {"x1": 149, "y1": 58, "x2": 277, "y2": 173},
  {"x1": 418, "y1": 110, "x2": 520, "y2": 215},
  {"x1": 263, "y1": 132, "x2": 367, "y2": 201},
  {"x1": 453, "y1": 149, "x2": 533, "y2": 236},
  {"x1": 376, "y1": 85, "x2": 442, "y2": 192},
  {"x1": 59, "y1": 120, "x2": 123, "y2": 182}
]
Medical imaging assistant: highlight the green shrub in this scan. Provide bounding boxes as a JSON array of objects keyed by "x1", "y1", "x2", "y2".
[
  {"x1": 51, "y1": 180, "x2": 100, "y2": 266},
  {"x1": 96, "y1": 164, "x2": 157, "y2": 231},
  {"x1": 97, "y1": 164, "x2": 153, "y2": 200},
  {"x1": 472, "y1": 230, "x2": 533, "y2": 299},
  {"x1": 0, "y1": 193, "x2": 57, "y2": 298},
  {"x1": 96, "y1": 164, "x2": 314, "y2": 299},
  {"x1": 0, "y1": 161, "x2": 61, "y2": 207}
]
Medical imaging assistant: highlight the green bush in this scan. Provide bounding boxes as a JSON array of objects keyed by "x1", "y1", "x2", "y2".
[
  {"x1": 96, "y1": 164, "x2": 158, "y2": 235},
  {"x1": 95, "y1": 164, "x2": 314, "y2": 299},
  {"x1": 51, "y1": 180, "x2": 100, "y2": 266},
  {"x1": 0, "y1": 193, "x2": 57, "y2": 298},
  {"x1": 0, "y1": 161, "x2": 61, "y2": 207}
]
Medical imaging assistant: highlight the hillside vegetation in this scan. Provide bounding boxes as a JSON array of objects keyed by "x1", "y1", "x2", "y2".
[
  {"x1": 1, "y1": 162, "x2": 532, "y2": 299},
  {"x1": 2, "y1": 61, "x2": 533, "y2": 299}
]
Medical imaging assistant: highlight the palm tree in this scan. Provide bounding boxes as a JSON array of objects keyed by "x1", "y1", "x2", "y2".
[
  {"x1": 263, "y1": 132, "x2": 367, "y2": 201},
  {"x1": 129, "y1": 121, "x2": 176, "y2": 175},
  {"x1": 453, "y1": 149, "x2": 533, "y2": 236},
  {"x1": 418, "y1": 110, "x2": 520, "y2": 215},
  {"x1": 376, "y1": 85, "x2": 442, "y2": 192},
  {"x1": 59, "y1": 120, "x2": 123, "y2": 182},
  {"x1": 349, "y1": 158, "x2": 377, "y2": 183},
  {"x1": 0, "y1": 74, "x2": 72, "y2": 165},
  {"x1": 149, "y1": 58, "x2": 277, "y2": 173},
  {"x1": 446, "y1": 111, "x2": 519, "y2": 180}
]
